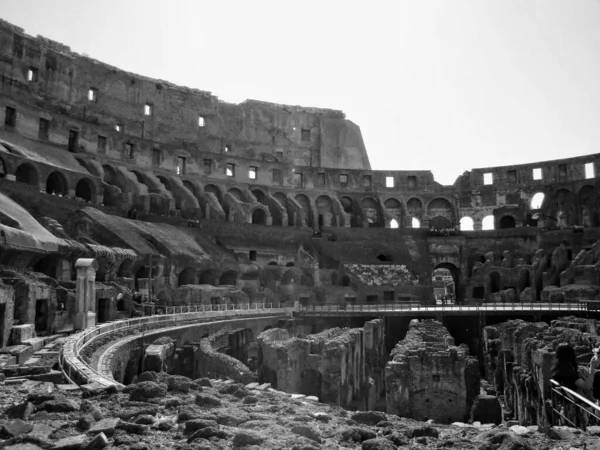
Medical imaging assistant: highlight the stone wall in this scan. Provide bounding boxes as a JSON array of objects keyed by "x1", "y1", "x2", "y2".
[
  {"x1": 385, "y1": 319, "x2": 480, "y2": 423},
  {"x1": 256, "y1": 318, "x2": 386, "y2": 410},
  {"x1": 483, "y1": 316, "x2": 598, "y2": 427}
]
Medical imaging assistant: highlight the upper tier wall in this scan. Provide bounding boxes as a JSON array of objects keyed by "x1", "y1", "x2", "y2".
[
  {"x1": 0, "y1": 19, "x2": 370, "y2": 172},
  {"x1": 0, "y1": 18, "x2": 599, "y2": 202}
]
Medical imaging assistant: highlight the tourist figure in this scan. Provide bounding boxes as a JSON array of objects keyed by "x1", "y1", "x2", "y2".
[{"x1": 551, "y1": 343, "x2": 599, "y2": 399}]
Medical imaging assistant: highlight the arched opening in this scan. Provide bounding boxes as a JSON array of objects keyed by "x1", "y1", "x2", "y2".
[
  {"x1": 273, "y1": 192, "x2": 294, "y2": 226},
  {"x1": 134, "y1": 266, "x2": 151, "y2": 290},
  {"x1": 429, "y1": 216, "x2": 452, "y2": 229},
  {"x1": 411, "y1": 217, "x2": 420, "y2": 228},
  {"x1": 178, "y1": 267, "x2": 196, "y2": 287},
  {"x1": 219, "y1": 271, "x2": 237, "y2": 286},
  {"x1": 267, "y1": 261, "x2": 278, "y2": 266},
  {"x1": 499, "y1": 215, "x2": 516, "y2": 229},
  {"x1": 342, "y1": 275, "x2": 350, "y2": 287},
  {"x1": 460, "y1": 217, "x2": 474, "y2": 231},
  {"x1": 490, "y1": 272, "x2": 501, "y2": 294},
  {"x1": 251, "y1": 208, "x2": 267, "y2": 225},
  {"x1": 15, "y1": 163, "x2": 39, "y2": 186},
  {"x1": 407, "y1": 198, "x2": 423, "y2": 222},
  {"x1": 182, "y1": 180, "x2": 198, "y2": 197},
  {"x1": 377, "y1": 253, "x2": 393, "y2": 262},
  {"x1": 252, "y1": 189, "x2": 266, "y2": 203},
  {"x1": 316, "y1": 195, "x2": 334, "y2": 228},
  {"x1": 518, "y1": 270, "x2": 530, "y2": 294},
  {"x1": 33, "y1": 255, "x2": 59, "y2": 278},
  {"x1": 228, "y1": 188, "x2": 243, "y2": 201},
  {"x1": 361, "y1": 197, "x2": 381, "y2": 227},
  {"x1": 198, "y1": 269, "x2": 217, "y2": 285},
  {"x1": 531, "y1": 192, "x2": 545, "y2": 210},
  {"x1": 482, "y1": 215, "x2": 495, "y2": 230},
  {"x1": 390, "y1": 219, "x2": 399, "y2": 228},
  {"x1": 117, "y1": 260, "x2": 134, "y2": 278},
  {"x1": 295, "y1": 194, "x2": 313, "y2": 227},
  {"x1": 286, "y1": 262, "x2": 295, "y2": 267},
  {"x1": 432, "y1": 263, "x2": 459, "y2": 303},
  {"x1": 384, "y1": 198, "x2": 402, "y2": 229},
  {"x1": 46, "y1": 171, "x2": 68, "y2": 195},
  {"x1": 427, "y1": 198, "x2": 454, "y2": 225},
  {"x1": 340, "y1": 196, "x2": 353, "y2": 214},
  {"x1": 130, "y1": 170, "x2": 145, "y2": 185},
  {"x1": 75, "y1": 178, "x2": 94, "y2": 201},
  {"x1": 204, "y1": 184, "x2": 222, "y2": 202}
]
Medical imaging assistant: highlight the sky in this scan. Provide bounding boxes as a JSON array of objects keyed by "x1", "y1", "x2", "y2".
[{"x1": 3, "y1": 0, "x2": 600, "y2": 185}]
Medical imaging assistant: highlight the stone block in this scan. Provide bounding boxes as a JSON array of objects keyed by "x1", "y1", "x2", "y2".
[
  {"x1": 52, "y1": 434, "x2": 87, "y2": 449},
  {"x1": 88, "y1": 418, "x2": 119, "y2": 437},
  {"x1": 22, "y1": 338, "x2": 45, "y2": 352},
  {"x1": 10, "y1": 325, "x2": 35, "y2": 345},
  {"x1": 8, "y1": 345, "x2": 34, "y2": 364},
  {"x1": 255, "y1": 383, "x2": 271, "y2": 390}
]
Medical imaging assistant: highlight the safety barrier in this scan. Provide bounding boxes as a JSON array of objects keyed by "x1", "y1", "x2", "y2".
[
  {"x1": 300, "y1": 302, "x2": 588, "y2": 315},
  {"x1": 132, "y1": 302, "x2": 279, "y2": 316},
  {"x1": 58, "y1": 304, "x2": 288, "y2": 387},
  {"x1": 550, "y1": 379, "x2": 600, "y2": 431}
]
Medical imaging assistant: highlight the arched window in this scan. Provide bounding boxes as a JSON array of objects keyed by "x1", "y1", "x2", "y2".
[
  {"x1": 460, "y1": 217, "x2": 474, "y2": 231},
  {"x1": 531, "y1": 192, "x2": 545, "y2": 209},
  {"x1": 390, "y1": 219, "x2": 399, "y2": 228},
  {"x1": 500, "y1": 215, "x2": 516, "y2": 229},
  {"x1": 411, "y1": 217, "x2": 420, "y2": 228},
  {"x1": 482, "y1": 215, "x2": 495, "y2": 230}
]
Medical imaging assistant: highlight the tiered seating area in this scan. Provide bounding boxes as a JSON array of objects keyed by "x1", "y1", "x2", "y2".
[{"x1": 344, "y1": 264, "x2": 419, "y2": 287}]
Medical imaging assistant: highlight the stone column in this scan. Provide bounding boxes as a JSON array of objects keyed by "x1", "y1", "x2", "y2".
[
  {"x1": 74, "y1": 258, "x2": 98, "y2": 330},
  {"x1": 473, "y1": 218, "x2": 483, "y2": 231}
]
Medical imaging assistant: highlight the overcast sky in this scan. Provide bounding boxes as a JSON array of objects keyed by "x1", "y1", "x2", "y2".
[{"x1": 3, "y1": 0, "x2": 600, "y2": 185}]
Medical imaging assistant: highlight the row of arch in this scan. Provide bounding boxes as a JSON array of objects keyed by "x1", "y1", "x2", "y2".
[{"x1": 11, "y1": 161, "x2": 97, "y2": 201}]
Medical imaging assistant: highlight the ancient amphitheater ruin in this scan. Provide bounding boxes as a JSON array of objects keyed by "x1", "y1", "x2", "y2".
[{"x1": 1, "y1": 16, "x2": 600, "y2": 450}]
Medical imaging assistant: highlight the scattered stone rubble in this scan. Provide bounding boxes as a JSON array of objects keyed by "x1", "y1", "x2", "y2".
[{"x1": 0, "y1": 373, "x2": 598, "y2": 450}]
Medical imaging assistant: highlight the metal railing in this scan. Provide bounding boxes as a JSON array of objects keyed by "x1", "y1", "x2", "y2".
[
  {"x1": 59, "y1": 303, "x2": 287, "y2": 387},
  {"x1": 132, "y1": 302, "x2": 279, "y2": 315},
  {"x1": 300, "y1": 302, "x2": 587, "y2": 314},
  {"x1": 550, "y1": 379, "x2": 600, "y2": 431}
]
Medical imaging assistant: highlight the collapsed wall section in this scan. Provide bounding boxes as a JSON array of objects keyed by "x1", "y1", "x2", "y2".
[
  {"x1": 483, "y1": 316, "x2": 598, "y2": 427},
  {"x1": 256, "y1": 319, "x2": 386, "y2": 410},
  {"x1": 385, "y1": 319, "x2": 480, "y2": 423}
]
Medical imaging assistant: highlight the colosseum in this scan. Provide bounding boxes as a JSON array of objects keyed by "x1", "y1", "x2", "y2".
[{"x1": 1, "y1": 15, "x2": 600, "y2": 449}]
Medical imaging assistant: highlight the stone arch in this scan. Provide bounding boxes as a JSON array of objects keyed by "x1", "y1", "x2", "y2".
[
  {"x1": 198, "y1": 269, "x2": 217, "y2": 285},
  {"x1": 178, "y1": 267, "x2": 196, "y2": 287},
  {"x1": 281, "y1": 269, "x2": 300, "y2": 285},
  {"x1": 182, "y1": 180, "x2": 199, "y2": 197},
  {"x1": 75, "y1": 178, "x2": 95, "y2": 201},
  {"x1": 427, "y1": 197, "x2": 454, "y2": 224},
  {"x1": 553, "y1": 188, "x2": 573, "y2": 226},
  {"x1": 530, "y1": 192, "x2": 545, "y2": 210},
  {"x1": 499, "y1": 215, "x2": 516, "y2": 229},
  {"x1": 482, "y1": 215, "x2": 495, "y2": 230},
  {"x1": 361, "y1": 197, "x2": 382, "y2": 227},
  {"x1": 252, "y1": 189, "x2": 266, "y2": 203},
  {"x1": 228, "y1": 187, "x2": 244, "y2": 201},
  {"x1": 219, "y1": 270, "x2": 238, "y2": 286},
  {"x1": 390, "y1": 219, "x2": 399, "y2": 228},
  {"x1": 433, "y1": 262, "x2": 460, "y2": 301},
  {"x1": 251, "y1": 208, "x2": 267, "y2": 225},
  {"x1": 407, "y1": 198, "x2": 423, "y2": 227},
  {"x1": 273, "y1": 192, "x2": 295, "y2": 226},
  {"x1": 518, "y1": 270, "x2": 530, "y2": 294},
  {"x1": 429, "y1": 216, "x2": 452, "y2": 229},
  {"x1": 46, "y1": 171, "x2": 69, "y2": 195},
  {"x1": 411, "y1": 217, "x2": 421, "y2": 228},
  {"x1": 295, "y1": 194, "x2": 314, "y2": 227},
  {"x1": 340, "y1": 196, "x2": 361, "y2": 227},
  {"x1": 32, "y1": 254, "x2": 61, "y2": 278},
  {"x1": 384, "y1": 197, "x2": 403, "y2": 228},
  {"x1": 117, "y1": 260, "x2": 134, "y2": 278},
  {"x1": 316, "y1": 195, "x2": 334, "y2": 228},
  {"x1": 205, "y1": 184, "x2": 222, "y2": 202},
  {"x1": 15, "y1": 163, "x2": 39, "y2": 186},
  {"x1": 578, "y1": 185, "x2": 595, "y2": 226},
  {"x1": 130, "y1": 170, "x2": 146, "y2": 185},
  {"x1": 460, "y1": 217, "x2": 474, "y2": 231}
]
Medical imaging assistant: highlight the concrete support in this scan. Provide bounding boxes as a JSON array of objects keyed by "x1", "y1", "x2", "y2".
[{"x1": 74, "y1": 258, "x2": 98, "y2": 330}]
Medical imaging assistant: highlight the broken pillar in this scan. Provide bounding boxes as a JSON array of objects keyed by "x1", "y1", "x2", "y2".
[{"x1": 74, "y1": 258, "x2": 98, "y2": 330}]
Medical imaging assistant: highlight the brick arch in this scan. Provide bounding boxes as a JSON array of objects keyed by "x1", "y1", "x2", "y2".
[
  {"x1": 15, "y1": 162, "x2": 39, "y2": 186},
  {"x1": 46, "y1": 171, "x2": 69, "y2": 195},
  {"x1": 361, "y1": 196, "x2": 383, "y2": 227},
  {"x1": 315, "y1": 195, "x2": 334, "y2": 228},
  {"x1": 75, "y1": 177, "x2": 96, "y2": 201},
  {"x1": 295, "y1": 193, "x2": 314, "y2": 227}
]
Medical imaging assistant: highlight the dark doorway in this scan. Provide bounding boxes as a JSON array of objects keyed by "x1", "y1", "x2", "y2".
[
  {"x1": 97, "y1": 298, "x2": 110, "y2": 323},
  {"x1": 35, "y1": 299, "x2": 48, "y2": 333},
  {"x1": 500, "y1": 215, "x2": 516, "y2": 229},
  {"x1": 472, "y1": 286, "x2": 485, "y2": 299},
  {"x1": 68, "y1": 130, "x2": 79, "y2": 153},
  {"x1": 384, "y1": 291, "x2": 394, "y2": 302},
  {"x1": 490, "y1": 272, "x2": 501, "y2": 293},
  {"x1": 366, "y1": 295, "x2": 378, "y2": 303}
]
